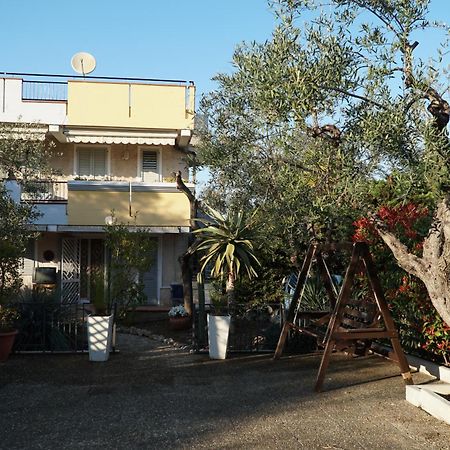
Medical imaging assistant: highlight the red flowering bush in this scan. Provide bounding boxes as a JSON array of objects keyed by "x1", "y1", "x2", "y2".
[
  {"x1": 423, "y1": 315, "x2": 450, "y2": 366},
  {"x1": 353, "y1": 203, "x2": 428, "y2": 249},
  {"x1": 353, "y1": 203, "x2": 449, "y2": 365}
]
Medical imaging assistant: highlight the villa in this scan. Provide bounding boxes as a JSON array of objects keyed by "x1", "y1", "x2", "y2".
[{"x1": 0, "y1": 72, "x2": 195, "y2": 306}]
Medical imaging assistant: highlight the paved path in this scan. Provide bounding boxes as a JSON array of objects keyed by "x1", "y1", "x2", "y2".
[{"x1": 0, "y1": 333, "x2": 449, "y2": 449}]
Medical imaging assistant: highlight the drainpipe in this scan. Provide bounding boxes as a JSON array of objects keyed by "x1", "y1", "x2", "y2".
[
  {"x1": 129, "y1": 181, "x2": 132, "y2": 217},
  {"x1": 1, "y1": 76, "x2": 5, "y2": 113}
]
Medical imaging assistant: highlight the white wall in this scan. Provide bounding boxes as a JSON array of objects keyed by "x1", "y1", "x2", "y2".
[
  {"x1": 0, "y1": 78, "x2": 66, "y2": 125},
  {"x1": 34, "y1": 204, "x2": 68, "y2": 226}
]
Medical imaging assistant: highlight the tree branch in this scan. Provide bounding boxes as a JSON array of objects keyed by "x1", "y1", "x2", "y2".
[
  {"x1": 308, "y1": 124, "x2": 342, "y2": 147},
  {"x1": 422, "y1": 221, "x2": 443, "y2": 263},
  {"x1": 376, "y1": 226, "x2": 425, "y2": 279},
  {"x1": 351, "y1": 0, "x2": 404, "y2": 39},
  {"x1": 319, "y1": 85, "x2": 385, "y2": 109},
  {"x1": 174, "y1": 170, "x2": 198, "y2": 229},
  {"x1": 174, "y1": 170, "x2": 195, "y2": 203}
]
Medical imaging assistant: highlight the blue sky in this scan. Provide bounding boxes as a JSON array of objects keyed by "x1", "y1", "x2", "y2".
[
  {"x1": 1, "y1": 0, "x2": 449, "y2": 99},
  {"x1": 1, "y1": 0, "x2": 275, "y2": 98}
]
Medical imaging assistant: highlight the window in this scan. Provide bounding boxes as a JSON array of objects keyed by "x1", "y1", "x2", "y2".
[
  {"x1": 21, "y1": 239, "x2": 35, "y2": 276},
  {"x1": 141, "y1": 150, "x2": 160, "y2": 182},
  {"x1": 77, "y1": 147, "x2": 107, "y2": 178}
]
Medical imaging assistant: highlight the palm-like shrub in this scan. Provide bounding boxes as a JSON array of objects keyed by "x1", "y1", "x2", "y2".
[{"x1": 192, "y1": 206, "x2": 260, "y2": 309}]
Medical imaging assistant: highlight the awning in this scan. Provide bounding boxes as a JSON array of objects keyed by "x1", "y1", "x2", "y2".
[
  {"x1": 65, "y1": 135, "x2": 175, "y2": 145},
  {"x1": 56, "y1": 225, "x2": 190, "y2": 234},
  {"x1": 48, "y1": 125, "x2": 178, "y2": 146},
  {"x1": 1, "y1": 125, "x2": 48, "y2": 141}
]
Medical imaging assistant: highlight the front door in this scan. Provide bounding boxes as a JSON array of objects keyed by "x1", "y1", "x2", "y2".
[
  {"x1": 79, "y1": 239, "x2": 105, "y2": 302},
  {"x1": 141, "y1": 240, "x2": 158, "y2": 304},
  {"x1": 61, "y1": 238, "x2": 104, "y2": 304}
]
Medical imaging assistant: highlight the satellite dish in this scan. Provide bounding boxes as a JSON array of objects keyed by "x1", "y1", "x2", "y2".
[{"x1": 71, "y1": 52, "x2": 96, "y2": 76}]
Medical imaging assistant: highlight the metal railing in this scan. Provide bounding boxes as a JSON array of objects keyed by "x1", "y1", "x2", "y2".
[
  {"x1": 21, "y1": 180, "x2": 68, "y2": 202},
  {"x1": 12, "y1": 301, "x2": 91, "y2": 353},
  {"x1": 2, "y1": 71, "x2": 193, "y2": 102},
  {"x1": 22, "y1": 80, "x2": 68, "y2": 101},
  {"x1": 3, "y1": 70, "x2": 192, "y2": 85},
  {"x1": 194, "y1": 302, "x2": 284, "y2": 353}
]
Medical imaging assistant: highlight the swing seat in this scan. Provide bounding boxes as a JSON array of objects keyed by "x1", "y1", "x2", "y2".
[
  {"x1": 293, "y1": 295, "x2": 379, "y2": 356},
  {"x1": 274, "y1": 242, "x2": 413, "y2": 391}
]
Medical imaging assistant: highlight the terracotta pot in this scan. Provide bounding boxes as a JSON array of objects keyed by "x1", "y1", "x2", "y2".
[
  {"x1": 0, "y1": 330, "x2": 18, "y2": 362},
  {"x1": 169, "y1": 316, "x2": 191, "y2": 331}
]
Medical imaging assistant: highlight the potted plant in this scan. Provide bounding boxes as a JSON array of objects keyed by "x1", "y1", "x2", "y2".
[
  {"x1": 168, "y1": 305, "x2": 191, "y2": 330},
  {"x1": 191, "y1": 206, "x2": 260, "y2": 359},
  {"x1": 0, "y1": 305, "x2": 19, "y2": 362},
  {"x1": 0, "y1": 183, "x2": 39, "y2": 361},
  {"x1": 206, "y1": 290, "x2": 231, "y2": 359},
  {"x1": 104, "y1": 213, "x2": 156, "y2": 325},
  {"x1": 87, "y1": 275, "x2": 114, "y2": 362}
]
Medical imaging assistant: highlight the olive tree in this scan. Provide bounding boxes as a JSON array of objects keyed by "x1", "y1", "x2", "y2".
[
  {"x1": 0, "y1": 122, "x2": 54, "y2": 301},
  {"x1": 199, "y1": 0, "x2": 450, "y2": 325}
]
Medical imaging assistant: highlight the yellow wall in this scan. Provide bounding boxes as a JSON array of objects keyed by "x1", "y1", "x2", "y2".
[
  {"x1": 67, "y1": 81, "x2": 195, "y2": 130},
  {"x1": 67, "y1": 190, "x2": 191, "y2": 226},
  {"x1": 48, "y1": 142, "x2": 74, "y2": 175}
]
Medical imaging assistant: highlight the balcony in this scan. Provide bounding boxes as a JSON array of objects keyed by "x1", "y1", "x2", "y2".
[
  {"x1": 67, "y1": 80, "x2": 195, "y2": 130},
  {"x1": 16, "y1": 179, "x2": 191, "y2": 230},
  {"x1": 67, "y1": 181, "x2": 192, "y2": 228},
  {"x1": 21, "y1": 180, "x2": 68, "y2": 203},
  {"x1": 18, "y1": 180, "x2": 68, "y2": 227},
  {"x1": 1, "y1": 72, "x2": 195, "y2": 132},
  {"x1": 22, "y1": 80, "x2": 68, "y2": 101}
]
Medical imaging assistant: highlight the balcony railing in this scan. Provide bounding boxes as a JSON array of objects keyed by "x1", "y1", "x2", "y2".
[
  {"x1": 21, "y1": 180, "x2": 68, "y2": 203},
  {"x1": 22, "y1": 80, "x2": 68, "y2": 101},
  {"x1": 1, "y1": 71, "x2": 192, "y2": 102}
]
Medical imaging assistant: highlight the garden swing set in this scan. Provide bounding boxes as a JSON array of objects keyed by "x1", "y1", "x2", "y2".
[{"x1": 273, "y1": 241, "x2": 414, "y2": 392}]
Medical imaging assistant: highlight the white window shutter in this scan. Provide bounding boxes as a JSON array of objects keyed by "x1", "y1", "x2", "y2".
[
  {"x1": 143, "y1": 151, "x2": 158, "y2": 171},
  {"x1": 93, "y1": 149, "x2": 106, "y2": 177},
  {"x1": 78, "y1": 148, "x2": 107, "y2": 178},
  {"x1": 78, "y1": 149, "x2": 91, "y2": 176},
  {"x1": 142, "y1": 151, "x2": 159, "y2": 182}
]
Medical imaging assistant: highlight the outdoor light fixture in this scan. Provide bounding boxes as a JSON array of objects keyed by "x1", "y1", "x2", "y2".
[{"x1": 104, "y1": 215, "x2": 114, "y2": 226}]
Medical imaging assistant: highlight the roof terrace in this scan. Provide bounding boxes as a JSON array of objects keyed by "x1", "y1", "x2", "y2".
[{"x1": 0, "y1": 72, "x2": 196, "y2": 131}]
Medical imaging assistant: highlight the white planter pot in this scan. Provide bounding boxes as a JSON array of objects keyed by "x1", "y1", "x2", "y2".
[
  {"x1": 207, "y1": 314, "x2": 231, "y2": 360},
  {"x1": 87, "y1": 314, "x2": 114, "y2": 362}
]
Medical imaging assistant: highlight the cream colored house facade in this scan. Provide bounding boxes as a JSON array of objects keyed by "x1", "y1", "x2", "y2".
[{"x1": 0, "y1": 73, "x2": 196, "y2": 305}]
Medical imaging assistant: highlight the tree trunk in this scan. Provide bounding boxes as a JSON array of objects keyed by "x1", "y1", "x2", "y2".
[
  {"x1": 376, "y1": 196, "x2": 450, "y2": 326},
  {"x1": 179, "y1": 252, "x2": 194, "y2": 317},
  {"x1": 226, "y1": 272, "x2": 236, "y2": 312},
  {"x1": 175, "y1": 170, "x2": 197, "y2": 317}
]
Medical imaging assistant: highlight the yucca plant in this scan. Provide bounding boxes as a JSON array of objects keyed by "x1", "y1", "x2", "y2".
[
  {"x1": 301, "y1": 276, "x2": 329, "y2": 312},
  {"x1": 191, "y1": 206, "x2": 261, "y2": 310}
]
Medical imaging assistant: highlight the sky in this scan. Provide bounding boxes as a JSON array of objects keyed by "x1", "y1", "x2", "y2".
[
  {"x1": 2, "y1": 0, "x2": 450, "y2": 100},
  {"x1": 1, "y1": 0, "x2": 276, "y2": 99}
]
